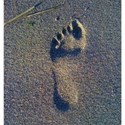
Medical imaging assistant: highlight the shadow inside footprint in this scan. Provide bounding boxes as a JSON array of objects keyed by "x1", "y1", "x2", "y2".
[
  {"x1": 72, "y1": 20, "x2": 82, "y2": 40},
  {"x1": 50, "y1": 19, "x2": 86, "y2": 112},
  {"x1": 50, "y1": 38, "x2": 81, "y2": 62},
  {"x1": 52, "y1": 71, "x2": 70, "y2": 112}
]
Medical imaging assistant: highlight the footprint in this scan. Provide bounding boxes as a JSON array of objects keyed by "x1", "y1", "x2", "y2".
[{"x1": 50, "y1": 19, "x2": 87, "y2": 111}]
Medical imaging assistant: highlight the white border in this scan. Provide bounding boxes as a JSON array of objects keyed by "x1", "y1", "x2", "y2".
[
  {"x1": 1, "y1": 0, "x2": 122, "y2": 125},
  {"x1": 0, "y1": 0, "x2": 4, "y2": 125},
  {"x1": 122, "y1": 0, "x2": 124, "y2": 124}
]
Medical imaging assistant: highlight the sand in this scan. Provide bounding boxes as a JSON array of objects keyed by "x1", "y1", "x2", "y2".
[{"x1": 4, "y1": 0, "x2": 121, "y2": 125}]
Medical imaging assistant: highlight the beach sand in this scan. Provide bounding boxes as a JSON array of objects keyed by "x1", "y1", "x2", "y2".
[{"x1": 4, "y1": 0, "x2": 121, "y2": 125}]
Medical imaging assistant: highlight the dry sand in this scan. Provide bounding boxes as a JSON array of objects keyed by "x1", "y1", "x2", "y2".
[{"x1": 4, "y1": 0, "x2": 121, "y2": 125}]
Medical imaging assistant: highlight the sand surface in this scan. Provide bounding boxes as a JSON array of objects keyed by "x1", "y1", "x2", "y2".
[{"x1": 4, "y1": 0, "x2": 121, "y2": 125}]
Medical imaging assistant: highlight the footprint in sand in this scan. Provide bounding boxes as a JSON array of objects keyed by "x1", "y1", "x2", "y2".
[{"x1": 50, "y1": 19, "x2": 87, "y2": 111}]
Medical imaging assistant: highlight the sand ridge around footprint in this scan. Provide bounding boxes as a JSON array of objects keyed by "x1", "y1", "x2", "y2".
[{"x1": 50, "y1": 19, "x2": 87, "y2": 111}]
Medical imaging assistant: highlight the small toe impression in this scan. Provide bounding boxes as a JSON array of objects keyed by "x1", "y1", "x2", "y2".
[
  {"x1": 62, "y1": 28, "x2": 67, "y2": 36},
  {"x1": 50, "y1": 38, "x2": 67, "y2": 61},
  {"x1": 72, "y1": 20, "x2": 82, "y2": 40},
  {"x1": 56, "y1": 32, "x2": 63, "y2": 41},
  {"x1": 51, "y1": 38, "x2": 60, "y2": 49},
  {"x1": 50, "y1": 38, "x2": 61, "y2": 61},
  {"x1": 67, "y1": 25, "x2": 72, "y2": 34}
]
